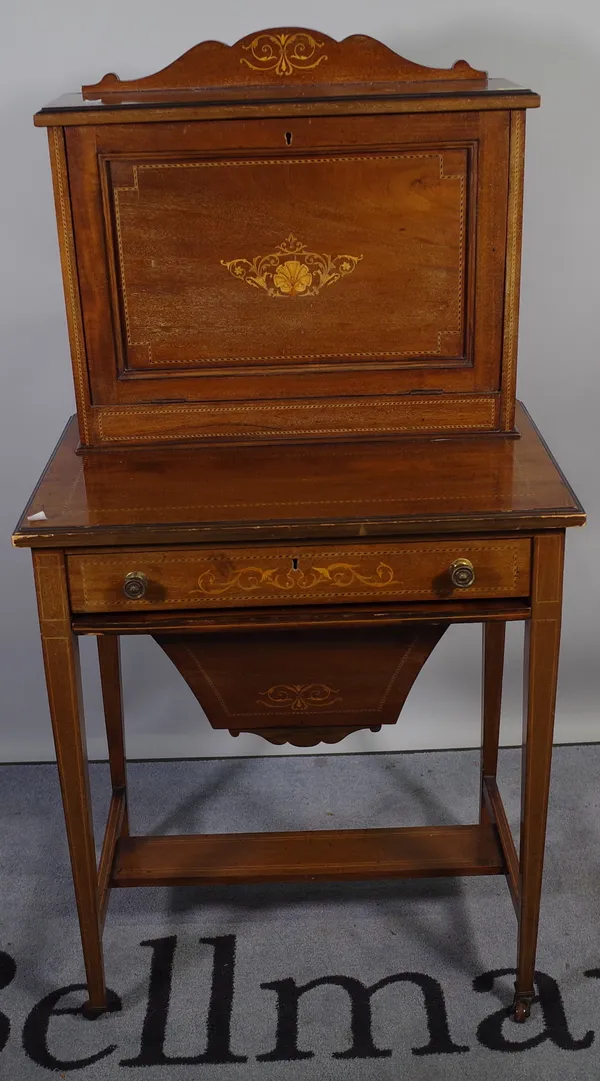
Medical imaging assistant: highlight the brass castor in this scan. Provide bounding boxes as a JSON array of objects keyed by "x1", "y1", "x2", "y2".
[{"x1": 511, "y1": 993, "x2": 534, "y2": 1023}]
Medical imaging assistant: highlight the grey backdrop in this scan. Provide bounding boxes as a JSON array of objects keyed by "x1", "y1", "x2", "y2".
[{"x1": 1, "y1": 0, "x2": 598, "y2": 761}]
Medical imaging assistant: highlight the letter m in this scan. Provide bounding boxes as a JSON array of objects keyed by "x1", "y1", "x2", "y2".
[{"x1": 257, "y1": 972, "x2": 468, "y2": 1060}]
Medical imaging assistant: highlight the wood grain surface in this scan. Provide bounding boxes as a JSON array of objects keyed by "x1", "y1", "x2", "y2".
[
  {"x1": 81, "y1": 28, "x2": 487, "y2": 97},
  {"x1": 34, "y1": 28, "x2": 540, "y2": 447},
  {"x1": 13, "y1": 404, "x2": 584, "y2": 549},
  {"x1": 112, "y1": 825, "x2": 505, "y2": 887},
  {"x1": 66, "y1": 537, "x2": 531, "y2": 612},
  {"x1": 154, "y1": 624, "x2": 447, "y2": 742}
]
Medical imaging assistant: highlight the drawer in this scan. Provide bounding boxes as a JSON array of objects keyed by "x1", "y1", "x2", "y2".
[
  {"x1": 154, "y1": 625, "x2": 448, "y2": 745},
  {"x1": 67, "y1": 538, "x2": 531, "y2": 613}
]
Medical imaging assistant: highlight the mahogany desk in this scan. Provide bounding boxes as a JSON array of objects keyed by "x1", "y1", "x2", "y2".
[{"x1": 13, "y1": 402, "x2": 584, "y2": 1022}]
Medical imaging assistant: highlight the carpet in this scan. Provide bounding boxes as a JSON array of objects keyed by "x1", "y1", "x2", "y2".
[{"x1": 1, "y1": 746, "x2": 599, "y2": 1079}]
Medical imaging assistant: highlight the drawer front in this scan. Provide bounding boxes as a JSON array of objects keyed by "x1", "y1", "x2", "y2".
[{"x1": 67, "y1": 539, "x2": 531, "y2": 613}]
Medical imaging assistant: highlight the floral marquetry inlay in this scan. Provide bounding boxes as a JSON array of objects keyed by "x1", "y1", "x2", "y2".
[
  {"x1": 195, "y1": 560, "x2": 398, "y2": 596},
  {"x1": 240, "y1": 32, "x2": 327, "y2": 76},
  {"x1": 221, "y1": 235, "x2": 362, "y2": 298},
  {"x1": 257, "y1": 684, "x2": 342, "y2": 711},
  {"x1": 82, "y1": 29, "x2": 487, "y2": 97}
]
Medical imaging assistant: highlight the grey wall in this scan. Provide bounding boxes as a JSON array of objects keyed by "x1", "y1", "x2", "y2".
[{"x1": 1, "y1": 0, "x2": 598, "y2": 761}]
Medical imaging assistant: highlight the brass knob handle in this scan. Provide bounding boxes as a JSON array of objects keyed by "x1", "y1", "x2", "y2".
[
  {"x1": 123, "y1": 571, "x2": 148, "y2": 600},
  {"x1": 449, "y1": 558, "x2": 475, "y2": 589}
]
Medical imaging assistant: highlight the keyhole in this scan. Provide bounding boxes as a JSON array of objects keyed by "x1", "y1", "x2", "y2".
[
  {"x1": 284, "y1": 131, "x2": 293, "y2": 146},
  {"x1": 291, "y1": 557, "x2": 299, "y2": 570}
]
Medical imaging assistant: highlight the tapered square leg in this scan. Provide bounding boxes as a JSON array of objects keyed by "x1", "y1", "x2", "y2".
[
  {"x1": 98, "y1": 634, "x2": 129, "y2": 836},
  {"x1": 512, "y1": 532, "x2": 565, "y2": 1022},
  {"x1": 32, "y1": 550, "x2": 107, "y2": 1014},
  {"x1": 480, "y1": 621, "x2": 506, "y2": 824}
]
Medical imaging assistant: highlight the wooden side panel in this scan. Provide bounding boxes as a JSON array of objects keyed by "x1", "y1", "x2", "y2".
[
  {"x1": 46, "y1": 129, "x2": 91, "y2": 445},
  {"x1": 500, "y1": 111, "x2": 526, "y2": 430}
]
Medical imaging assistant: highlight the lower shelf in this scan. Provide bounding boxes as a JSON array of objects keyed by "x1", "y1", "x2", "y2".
[{"x1": 112, "y1": 824, "x2": 505, "y2": 888}]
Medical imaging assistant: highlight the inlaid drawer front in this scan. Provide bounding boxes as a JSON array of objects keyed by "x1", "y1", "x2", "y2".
[{"x1": 67, "y1": 539, "x2": 531, "y2": 613}]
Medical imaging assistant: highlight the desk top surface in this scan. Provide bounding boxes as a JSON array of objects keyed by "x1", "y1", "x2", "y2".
[
  {"x1": 37, "y1": 78, "x2": 536, "y2": 121},
  {"x1": 13, "y1": 403, "x2": 584, "y2": 549}
]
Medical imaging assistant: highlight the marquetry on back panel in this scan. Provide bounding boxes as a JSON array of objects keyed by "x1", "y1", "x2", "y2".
[{"x1": 36, "y1": 27, "x2": 539, "y2": 449}]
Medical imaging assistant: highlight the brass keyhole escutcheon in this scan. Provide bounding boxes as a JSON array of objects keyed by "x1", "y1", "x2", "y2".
[{"x1": 449, "y1": 558, "x2": 475, "y2": 589}]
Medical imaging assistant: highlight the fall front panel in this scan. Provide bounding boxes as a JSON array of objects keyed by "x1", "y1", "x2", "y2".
[
  {"x1": 106, "y1": 149, "x2": 468, "y2": 371},
  {"x1": 62, "y1": 113, "x2": 509, "y2": 443}
]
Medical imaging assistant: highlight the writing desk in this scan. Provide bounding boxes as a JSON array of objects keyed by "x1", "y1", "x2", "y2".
[{"x1": 13, "y1": 402, "x2": 584, "y2": 1021}]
